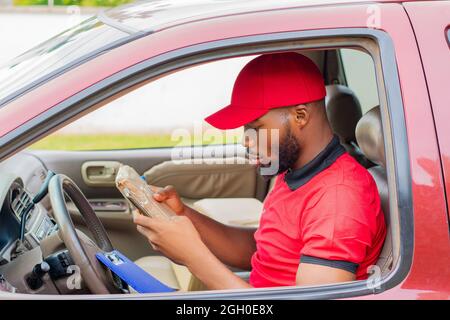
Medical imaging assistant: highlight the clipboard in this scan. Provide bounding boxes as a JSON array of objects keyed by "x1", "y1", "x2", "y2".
[{"x1": 96, "y1": 250, "x2": 176, "y2": 294}]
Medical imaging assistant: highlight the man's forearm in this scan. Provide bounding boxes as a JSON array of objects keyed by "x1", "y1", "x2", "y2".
[{"x1": 183, "y1": 205, "x2": 257, "y2": 270}]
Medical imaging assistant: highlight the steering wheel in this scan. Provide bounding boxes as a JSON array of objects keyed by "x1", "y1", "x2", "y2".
[{"x1": 48, "y1": 174, "x2": 121, "y2": 294}]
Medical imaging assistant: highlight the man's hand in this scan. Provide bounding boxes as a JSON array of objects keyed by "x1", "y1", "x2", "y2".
[
  {"x1": 133, "y1": 212, "x2": 207, "y2": 266},
  {"x1": 149, "y1": 184, "x2": 187, "y2": 216},
  {"x1": 133, "y1": 183, "x2": 254, "y2": 289}
]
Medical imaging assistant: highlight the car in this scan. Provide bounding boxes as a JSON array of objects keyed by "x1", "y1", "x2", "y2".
[{"x1": 0, "y1": 0, "x2": 449, "y2": 300}]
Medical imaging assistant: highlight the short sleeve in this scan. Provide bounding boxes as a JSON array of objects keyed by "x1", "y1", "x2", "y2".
[{"x1": 300, "y1": 184, "x2": 375, "y2": 273}]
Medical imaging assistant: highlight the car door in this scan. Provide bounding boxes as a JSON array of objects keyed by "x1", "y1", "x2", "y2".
[
  {"x1": 403, "y1": 1, "x2": 450, "y2": 224},
  {"x1": 401, "y1": 0, "x2": 450, "y2": 297},
  {"x1": 0, "y1": 1, "x2": 444, "y2": 299}
]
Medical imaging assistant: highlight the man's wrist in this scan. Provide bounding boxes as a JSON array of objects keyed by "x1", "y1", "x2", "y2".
[
  {"x1": 181, "y1": 205, "x2": 201, "y2": 220},
  {"x1": 185, "y1": 241, "x2": 211, "y2": 270}
]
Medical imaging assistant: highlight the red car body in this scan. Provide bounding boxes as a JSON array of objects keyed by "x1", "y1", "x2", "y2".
[{"x1": 0, "y1": 0, "x2": 449, "y2": 299}]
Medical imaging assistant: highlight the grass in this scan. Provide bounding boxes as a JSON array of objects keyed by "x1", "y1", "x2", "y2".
[{"x1": 27, "y1": 133, "x2": 243, "y2": 151}]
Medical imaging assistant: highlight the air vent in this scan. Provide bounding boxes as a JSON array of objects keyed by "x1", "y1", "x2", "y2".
[{"x1": 10, "y1": 186, "x2": 33, "y2": 221}]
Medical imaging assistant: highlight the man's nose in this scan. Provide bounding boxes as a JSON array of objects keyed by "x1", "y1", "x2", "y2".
[{"x1": 242, "y1": 135, "x2": 256, "y2": 149}]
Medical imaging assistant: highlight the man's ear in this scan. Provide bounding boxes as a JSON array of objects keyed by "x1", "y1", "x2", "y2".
[{"x1": 290, "y1": 104, "x2": 309, "y2": 129}]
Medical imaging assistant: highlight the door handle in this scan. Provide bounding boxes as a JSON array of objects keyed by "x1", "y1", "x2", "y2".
[{"x1": 81, "y1": 161, "x2": 122, "y2": 187}]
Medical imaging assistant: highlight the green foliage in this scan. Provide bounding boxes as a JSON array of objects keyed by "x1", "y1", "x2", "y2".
[
  {"x1": 28, "y1": 133, "x2": 243, "y2": 151},
  {"x1": 14, "y1": 0, "x2": 48, "y2": 5},
  {"x1": 13, "y1": 0, "x2": 134, "y2": 7}
]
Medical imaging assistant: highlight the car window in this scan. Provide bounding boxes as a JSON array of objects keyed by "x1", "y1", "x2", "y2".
[
  {"x1": 340, "y1": 48, "x2": 379, "y2": 113},
  {"x1": 28, "y1": 55, "x2": 255, "y2": 151},
  {"x1": 0, "y1": 16, "x2": 128, "y2": 104}
]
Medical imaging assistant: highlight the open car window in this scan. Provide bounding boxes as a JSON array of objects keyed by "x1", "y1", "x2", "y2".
[{"x1": 27, "y1": 56, "x2": 255, "y2": 151}]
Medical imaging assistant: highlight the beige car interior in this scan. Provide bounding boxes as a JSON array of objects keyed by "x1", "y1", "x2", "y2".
[
  {"x1": 143, "y1": 157, "x2": 268, "y2": 202},
  {"x1": 355, "y1": 106, "x2": 392, "y2": 275}
]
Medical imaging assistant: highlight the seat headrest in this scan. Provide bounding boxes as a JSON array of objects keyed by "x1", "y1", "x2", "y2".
[
  {"x1": 325, "y1": 84, "x2": 362, "y2": 144},
  {"x1": 355, "y1": 106, "x2": 385, "y2": 167}
]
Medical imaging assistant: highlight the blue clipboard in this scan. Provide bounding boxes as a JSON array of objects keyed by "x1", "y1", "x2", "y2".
[{"x1": 96, "y1": 250, "x2": 176, "y2": 294}]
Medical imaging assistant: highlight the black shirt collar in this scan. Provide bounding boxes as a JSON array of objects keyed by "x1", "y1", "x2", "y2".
[{"x1": 284, "y1": 134, "x2": 346, "y2": 191}]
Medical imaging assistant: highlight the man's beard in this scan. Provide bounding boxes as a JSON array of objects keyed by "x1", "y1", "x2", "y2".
[{"x1": 258, "y1": 124, "x2": 301, "y2": 180}]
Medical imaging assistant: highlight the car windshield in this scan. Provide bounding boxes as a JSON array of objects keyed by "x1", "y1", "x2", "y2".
[{"x1": 0, "y1": 16, "x2": 129, "y2": 106}]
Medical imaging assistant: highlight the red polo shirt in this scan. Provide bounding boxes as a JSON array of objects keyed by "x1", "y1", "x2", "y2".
[{"x1": 249, "y1": 135, "x2": 387, "y2": 288}]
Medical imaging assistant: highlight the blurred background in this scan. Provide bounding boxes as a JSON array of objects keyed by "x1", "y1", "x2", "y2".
[
  {"x1": 0, "y1": 0, "x2": 248, "y2": 150},
  {"x1": 0, "y1": 2, "x2": 98, "y2": 63}
]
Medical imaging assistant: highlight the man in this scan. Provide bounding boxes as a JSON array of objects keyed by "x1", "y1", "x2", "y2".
[{"x1": 133, "y1": 52, "x2": 387, "y2": 289}]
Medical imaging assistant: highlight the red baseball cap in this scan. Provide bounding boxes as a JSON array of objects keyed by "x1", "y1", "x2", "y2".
[{"x1": 205, "y1": 52, "x2": 326, "y2": 130}]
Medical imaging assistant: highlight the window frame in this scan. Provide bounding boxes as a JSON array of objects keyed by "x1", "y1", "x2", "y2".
[
  {"x1": 0, "y1": 28, "x2": 413, "y2": 299},
  {"x1": 339, "y1": 47, "x2": 380, "y2": 114},
  {"x1": 446, "y1": 27, "x2": 450, "y2": 47}
]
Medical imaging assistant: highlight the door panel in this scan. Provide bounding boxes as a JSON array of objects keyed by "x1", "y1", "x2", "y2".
[
  {"x1": 81, "y1": 161, "x2": 122, "y2": 187},
  {"x1": 28, "y1": 145, "x2": 267, "y2": 260},
  {"x1": 404, "y1": 1, "x2": 450, "y2": 226},
  {"x1": 1, "y1": 1, "x2": 427, "y2": 299},
  {"x1": 143, "y1": 157, "x2": 261, "y2": 199}
]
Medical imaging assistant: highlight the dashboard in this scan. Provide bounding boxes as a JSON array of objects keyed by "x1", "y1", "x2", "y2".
[
  {"x1": 0, "y1": 151, "x2": 133, "y2": 294},
  {"x1": 0, "y1": 152, "x2": 58, "y2": 266}
]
